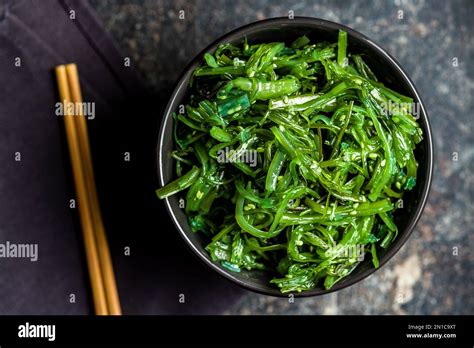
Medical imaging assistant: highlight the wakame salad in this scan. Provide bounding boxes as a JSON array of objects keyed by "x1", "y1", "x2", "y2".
[{"x1": 156, "y1": 30, "x2": 423, "y2": 293}]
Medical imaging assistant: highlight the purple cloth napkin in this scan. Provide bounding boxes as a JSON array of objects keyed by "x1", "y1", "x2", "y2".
[{"x1": 0, "y1": 0, "x2": 243, "y2": 314}]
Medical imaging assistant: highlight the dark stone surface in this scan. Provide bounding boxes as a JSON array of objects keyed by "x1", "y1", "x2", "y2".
[{"x1": 89, "y1": 0, "x2": 473, "y2": 314}]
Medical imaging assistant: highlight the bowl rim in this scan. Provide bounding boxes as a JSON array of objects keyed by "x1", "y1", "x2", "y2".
[{"x1": 157, "y1": 16, "x2": 434, "y2": 297}]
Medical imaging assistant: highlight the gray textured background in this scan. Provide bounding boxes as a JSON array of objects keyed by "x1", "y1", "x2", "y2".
[{"x1": 89, "y1": 0, "x2": 473, "y2": 314}]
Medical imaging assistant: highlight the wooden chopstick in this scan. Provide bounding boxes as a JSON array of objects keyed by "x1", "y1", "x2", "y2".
[
  {"x1": 65, "y1": 64, "x2": 122, "y2": 315},
  {"x1": 55, "y1": 64, "x2": 122, "y2": 315},
  {"x1": 55, "y1": 65, "x2": 108, "y2": 315}
]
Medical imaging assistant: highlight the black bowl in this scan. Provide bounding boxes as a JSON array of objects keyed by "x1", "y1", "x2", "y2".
[{"x1": 157, "y1": 17, "x2": 434, "y2": 297}]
